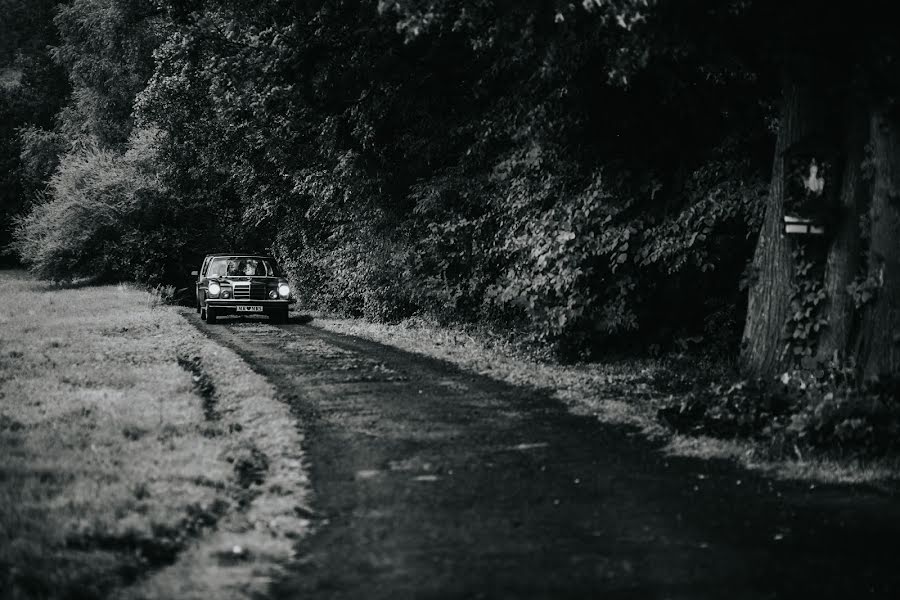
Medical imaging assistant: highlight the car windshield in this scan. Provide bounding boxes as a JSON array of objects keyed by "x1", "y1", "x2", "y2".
[{"x1": 206, "y1": 257, "x2": 278, "y2": 277}]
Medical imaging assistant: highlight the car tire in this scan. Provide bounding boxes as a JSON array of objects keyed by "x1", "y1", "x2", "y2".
[{"x1": 206, "y1": 307, "x2": 217, "y2": 324}]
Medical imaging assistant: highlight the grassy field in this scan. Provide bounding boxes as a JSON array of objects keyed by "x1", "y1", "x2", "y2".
[{"x1": 0, "y1": 271, "x2": 308, "y2": 600}]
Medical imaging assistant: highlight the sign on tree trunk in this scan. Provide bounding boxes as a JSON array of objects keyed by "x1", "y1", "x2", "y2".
[{"x1": 782, "y1": 136, "x2": 840, "y2": 236}]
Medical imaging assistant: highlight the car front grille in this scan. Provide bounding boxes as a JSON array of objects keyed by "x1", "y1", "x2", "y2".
[{"x1": 231, "y1": 282, "x2": 267, "y2": 300}]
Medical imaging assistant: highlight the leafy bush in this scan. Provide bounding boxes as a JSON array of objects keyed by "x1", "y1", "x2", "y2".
[
  {"x1": 784, "y1": 374, "x2": 900, "y2": 454},
  {"x1": 12, "y1": 132, "x2": 162, "y2": 281},
  {"x1": 658, "y1": 378, "x2": 795, "y2": 439},
  {"x1": 279, "y1": 225, "x2": 417, "y2": 323},
  {"x1": 386, "y1": 139, "x2": 767, "y2": 361},
  {"x1": 17, "y1": 126, "x2": 66, "y2": 198},
  {"x1": 473, "y1": 148, "x2": 763, "y2": 358},
  {"x1": 658, "y1": 369, "x2": 900, "y2": 457},
  {"x1": 486, "y1": 165, "x2": 637, "y2": 357},
  {"x1": 286, "y1": 147, "x2": 768, "y2": 362},
  {"x1": 12, "y1": 128, "x2": 207, "y2": 286}
]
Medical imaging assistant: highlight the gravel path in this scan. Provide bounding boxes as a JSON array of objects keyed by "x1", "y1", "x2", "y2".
[{"x1": 190, "y1": 312, "x2": 900, "y2": 599}]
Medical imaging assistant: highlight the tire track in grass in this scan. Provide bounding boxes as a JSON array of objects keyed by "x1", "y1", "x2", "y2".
[
  {"x1": 176, "y1": 352, "x2": 221, "y2": 422},
  {"x1": 117, "y1": 312, "x2": 311, "y2": 600}
]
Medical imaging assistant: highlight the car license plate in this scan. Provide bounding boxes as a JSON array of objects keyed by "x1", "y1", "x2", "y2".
[{"x1": 236, "y1": 306, "x2": 263, "y2": 312}]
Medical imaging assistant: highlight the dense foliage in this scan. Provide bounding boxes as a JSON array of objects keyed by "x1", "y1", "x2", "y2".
[
  {"x1": 4, "y1": 0, "x2": 778, "y2": 358},
  {"x1": 659, "y1": 370, "x2": 900, "y2": 457},
  {"x1": 10, "y1": 0, "x2": 893, "y2": 369},
  {"x1": 156, "y1": 0, "x2": 773, "y2": 357},
  {"x1": 0, "y1": 0, "x2": 68, "y2": 265}
]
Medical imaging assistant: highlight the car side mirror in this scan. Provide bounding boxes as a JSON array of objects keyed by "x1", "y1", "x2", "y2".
[{"x1": 191, "y1": 270, "x2": 199, "y2": 277}]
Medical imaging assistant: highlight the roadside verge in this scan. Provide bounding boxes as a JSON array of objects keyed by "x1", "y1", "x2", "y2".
[
  {"x1": 0, "y1": 271, "x2": 309, "y2": 600},
  {"x1": 308, "y1": 313, "x2": 900, "y2": 486}
]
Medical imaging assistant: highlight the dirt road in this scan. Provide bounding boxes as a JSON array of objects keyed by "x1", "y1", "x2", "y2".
[{"x1": 188, "y1": 312, "x2": 900, "y2": 599}]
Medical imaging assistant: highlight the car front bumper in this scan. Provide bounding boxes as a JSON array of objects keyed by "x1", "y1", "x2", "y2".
[{"x1": 206, "y1": 299, "x2": 294, "y2": 314}]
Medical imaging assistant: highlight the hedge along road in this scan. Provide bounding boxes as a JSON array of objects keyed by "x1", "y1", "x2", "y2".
[{"x1": 185, "y1": 311, "x2": 900, "y2": 599}]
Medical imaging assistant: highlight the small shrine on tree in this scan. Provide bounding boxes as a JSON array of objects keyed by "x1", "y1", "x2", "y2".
[{"x1": 782, "y1": 135, "x2": 840, "y2": 236}]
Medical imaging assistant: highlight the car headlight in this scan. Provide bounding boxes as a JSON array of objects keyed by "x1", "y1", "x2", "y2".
[
  {"x1": 208, "y1": 282, "x2": 221, "y2": 297},
  {"x1": 222, "y1": 289, "x2": 231, "y2": 299},
  {"x1": 268, "y1": 290, "x2": 278, "y2": 299},
  {"x1": 278, "y1": 283, "x2": 290, "y2": 298}
]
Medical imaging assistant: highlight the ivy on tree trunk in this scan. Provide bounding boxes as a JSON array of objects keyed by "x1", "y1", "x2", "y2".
[{"x1": 740, "y1": 79, "x2": 821, "y2": 377}]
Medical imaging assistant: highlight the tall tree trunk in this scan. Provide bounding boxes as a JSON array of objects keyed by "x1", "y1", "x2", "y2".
[
  {"x1": 817, "y1": 106, "x2": 868, "y2": 364},
  {"x1": 740, "y1": 79, "x2": 821, "y2": 377},
  {"x1": 854, "y1": 107, "x2": 900, "y2": 378}
]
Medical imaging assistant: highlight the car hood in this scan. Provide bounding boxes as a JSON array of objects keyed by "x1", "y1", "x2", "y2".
[{"x1": 213, "y1": 276, "x2": 282, "y2": 284}]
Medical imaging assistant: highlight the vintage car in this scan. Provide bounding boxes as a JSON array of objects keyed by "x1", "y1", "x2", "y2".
[{"x1": 192, "y1": 254, "x2": 294, "y2": 324}]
